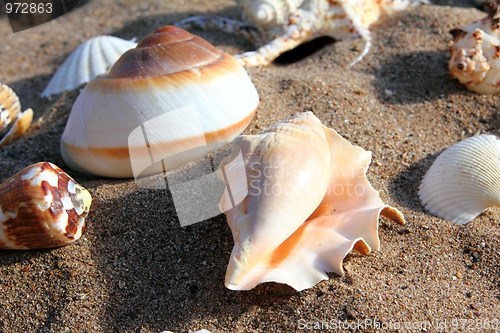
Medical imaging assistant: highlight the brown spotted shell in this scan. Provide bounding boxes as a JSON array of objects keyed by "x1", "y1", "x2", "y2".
[{"x1": 0, "y1": 162, "x2": 92, "y2": 250}]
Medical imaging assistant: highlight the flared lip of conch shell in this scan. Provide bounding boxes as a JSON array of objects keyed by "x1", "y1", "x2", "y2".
[
  {"x1": 40, "y1": 35, "x2": 138, "y2": 98},
  {"x1": 220, "y1": 112, "x2": 405, "y2": 291},
  {"x1": 0, "y1": 162, "x2": 92, "y2": 250},
  {"x1": 61, "y1": 26, "x2": 259, "y2": 178},
  {"x1": 418, "y1": 134, "x2": 500, "y2": 224}
]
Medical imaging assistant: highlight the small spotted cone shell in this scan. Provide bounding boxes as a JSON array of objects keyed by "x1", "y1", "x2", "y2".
[
  {"x1": 419, "y1": 135, "x2": 500, "y2": 224},
  {"x1": 0, "y1": 162, "x2": 92, "y2": 250}
]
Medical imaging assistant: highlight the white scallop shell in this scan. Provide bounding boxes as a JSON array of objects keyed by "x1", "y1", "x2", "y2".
[
  {"x1": 40, "y1": 36, "x2": 137, "y2": 98},
  {"x1": 419, "y1": 134, "x2": 500, "y2": 224}
]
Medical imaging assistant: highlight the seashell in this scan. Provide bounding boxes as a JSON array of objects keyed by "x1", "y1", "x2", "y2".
[
  {"x1": 0, "y1": 83, "x2": 33, "y2": 148},
  {"x1": 40, "y1": 36, "x2": 138, "y2": 98},
  {"x1": 61, "y1": 26, "x2": 259, "y2": 178},
  {"x1": 449, "y1": 3, "x2": 500, "y2": 94},
  {"x1": 0, "y1": 162, "x2": 92, "y2": 250},
  {"x1": 240, "y1": 0, "x2": 304, "y2": 28},
  {"x1": 218, "y1": 112, "x2": 405, "y2": 291},
  {"x1": 175, "y1": 0, "x2": 425, "y2": 66},
  {"x1": 419, "y1": 134, "x2": 500, "y2": 224}
]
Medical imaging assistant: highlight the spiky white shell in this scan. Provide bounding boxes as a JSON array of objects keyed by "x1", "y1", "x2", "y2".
[
  {"x1": 449, "y1": 3, "x2": 500, "y2": 94},
  {"x1": 218, "y1": 112, "x2": 405, "y2": 291},
  {"x1": 40, "y1": 36, "x2": 137, "y2": 98},
  {"x1": 61, "y1": 26, "x2": 259, "y2": 178},
  {"x1": 419, "y1": 135, "x2": 500, "y2": 224}
]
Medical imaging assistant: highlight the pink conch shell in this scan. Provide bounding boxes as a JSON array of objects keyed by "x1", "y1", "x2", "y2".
[{"x1": 218, "y1": 112, "x2": 404, "y2": 291}]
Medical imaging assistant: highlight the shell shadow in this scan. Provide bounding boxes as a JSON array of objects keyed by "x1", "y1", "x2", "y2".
[
  {"x1": 86, "y1": 187, "x2": 242, "y2": 332},
  {"x1": 387, "y1": 150, "x2": 443, "y2": 213},
  {"x1": 368, "y1": 50, "x2": 466, "y2": 105}
]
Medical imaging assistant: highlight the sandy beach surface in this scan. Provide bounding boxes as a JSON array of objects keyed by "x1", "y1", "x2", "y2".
[{"x1": 0, "y1": 0, "x2": 499, "y2": 332}]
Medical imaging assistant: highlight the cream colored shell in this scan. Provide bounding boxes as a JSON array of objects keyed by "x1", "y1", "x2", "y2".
[
  {"x1": 61, "y1": 26, "x2": 259, "y2": 178},
  {"x1": 419, "y1": 134, "x2": 500, "y2": 224},
  {"x1": 218, "y1": 112, "x2": 404, "y2": 291}
]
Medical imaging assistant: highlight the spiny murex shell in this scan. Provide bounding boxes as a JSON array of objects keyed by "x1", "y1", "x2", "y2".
[
  {"x1": 0, "y1": 82, "x2": 33, "y2": 147},
  {"x1": 449, "y1": 3, "x2": 500, "y2": 94},
  {"x1": 175, "y1": 0, "x2": 426, "y2": 67},
  {"x1": 61, "y1": 26, "x2": 259, "y2": 178},
  {"x1": 419, "y1": 134, "x2": 500, "y2": 224},
  {"x1": 0, "y1": 162, "x2": 92, "y2": 250},
  {"x1": 218, "y1": 112, "x2": 405, "y2": 291},
  {"x1": 40, "y1": 35, "x2": 137, "y2": 98}
]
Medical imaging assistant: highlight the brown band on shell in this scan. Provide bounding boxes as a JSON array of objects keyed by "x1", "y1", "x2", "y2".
[
  {"x1": 61, "y1": 107, "x2": 257, "y2": 161},
  {"x1": 108, "y1": 26, "x2": 221, "y2": 79}
]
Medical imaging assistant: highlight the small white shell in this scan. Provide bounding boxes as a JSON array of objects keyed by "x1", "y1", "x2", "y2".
[
  {"x1": 419, "y1": 134, "x2": 500, "y2": 224},
  {"x1": 40, "y1": 36, "x2": 137, "y2": 98},
  {"x1": 449, "y1": 3, "x2": 500, "y2": 94}
]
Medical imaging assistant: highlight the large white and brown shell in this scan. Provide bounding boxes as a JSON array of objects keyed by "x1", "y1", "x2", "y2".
[
  {"x1": 0, "y1": 162, "x2": 92, "y2": 250},
  {"x1": 0, "y1": 83, "x2": 33, "y2": 147},
  {"x1": 61, "y1": 26, "x2": 259, "y2": 178},
  {"x1": 419, "y1": 134, "x2": 500, "y2": 224},
  {"x1": 449, "y1": 3, "x2": 500, "y2": 94},
  {"x1": 218, "y1": 112, "x2": 404, "y2": 291}
]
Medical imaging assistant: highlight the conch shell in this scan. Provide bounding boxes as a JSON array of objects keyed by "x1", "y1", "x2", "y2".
[
  {"x1": 0, "y1": 162, "x2": 92, "y2": 250},
  {"x1": 419, "y1": 134, "x2": 500, "y2": 224},
  {"x1": 61, "y1": 26, "x2": 259, "y2": 178},
  {"x1": 218, "y1": 112, "x2": 404, "y2": 291},
  {"x1": 0, "y1": 83, "x2": 33, "y2": 147},
  {"x1": 449, "y1": 3, "x2": 500, "y2": 94}
]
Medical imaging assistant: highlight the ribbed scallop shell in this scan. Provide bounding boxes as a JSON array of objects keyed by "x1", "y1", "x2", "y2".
[
  {"x1": 61, "y1": 26, "x2": 259, "y2": 178},
  {"x1": 40, "y1": 36, "x2": 137, "y2": 98},
  {"x1": 219, "y1": 112, "x2": 404, "y2": 291},
  {"x1": 449, "y1": 3, "x2": 500, "y2": 94},
  {"x1": 419, "y1": 135, "x2": 500, "y2": 224},
  {"x1": 0, "y1": 83, "x2": 33, "y2": 147},
  {"x1": 0, "y1": 162, "x2": 92, "y2": 250}
]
